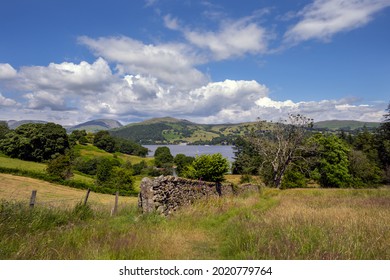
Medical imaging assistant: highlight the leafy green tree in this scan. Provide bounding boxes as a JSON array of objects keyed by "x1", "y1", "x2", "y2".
[
  {"x1": 93, "y1": 131, "x2": 116, "y2": 153},
  {"x1": 110, "y1": 167, "x2": 134, "y2": 192},
  {"x1": 348, "y1": 150, "x2": 381, "y2": 186},
  {"x1": 114, "y1": 137, "x2": 148, "y2": 156},
  {"x1": 0, "y1": 123, "x2": 69, "y2": 162},
  {"x1": 73, "y1": 157, "x2": 99, "y2": 175},
  {"x1": 95, "y1": 157, "x2": 120, "y2": 186},
  {"x1": 46, "y1": 154, "x2": 73, "y2": 180},
  {"x1": 174, "y1": 153, "x2": 194, "y2": 176},
  {"x1": 132, "y1": 160, "x2": 148, "y2": 175},
  {"x1": 232, "y1": 136, "x2": 263, "y2": 175},
  {"x1": 377, "y1": 102, "x2": 390, "y2": 182},
  {"x1": 0, "y1": 121, "x2": 10, "y2": 140},
  {"x1": 281, "y1": 165, "x2": 307, "y2": 189},
  {"x1": 69, "y1": 130, "x2": 87, "y2": 146},
  {"x1": 185, "y1": 153, "x2": 230, "y2": 183},
  {"x1": 310, "y1": 134, "x2": 352, "y2": 188},
  {"x1": 154, "y1": 146, "x2": 174, "y2": 168}
]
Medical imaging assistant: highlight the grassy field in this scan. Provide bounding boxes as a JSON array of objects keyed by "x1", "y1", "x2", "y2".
[
  {"x1": 1, "y1": 176, "x2": 389, "y2": 260},
  {"x1": 0, "y1": 174, "x2": 136, "y2": 210},
  {"x1": 73, "y1": 144, "x2": 154, "y2": 165}
]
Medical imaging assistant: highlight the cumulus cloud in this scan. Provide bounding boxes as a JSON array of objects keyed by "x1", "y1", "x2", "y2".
[
  {"x1": 78, "y1": 36, "x2": 208, "y2": 90},
  {"x1": 18, "y1": 58, "x2": 113, "y2": 95},
  {"x1": 0, "y1": 93, "x2": 18, "y2": 107},
  {"x1": 189, "y1": 79, "x2": 269, "y2": 115},
  {"x1": 284, "y1": 0, "x2": 390, "y2": 44},
  {"x1": 0, "y1": 63, "x2": 17, "y2": 79},
  {"x1": 165, "y1": 15, "x2": 270, "y2": 60},
  {"x1": 24, "y1": 91, "x2": 68, "y2": 111}
]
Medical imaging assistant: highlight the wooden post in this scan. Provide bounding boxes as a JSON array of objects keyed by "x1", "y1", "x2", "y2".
[
  {"x1": 29, "y1": 190, "x2": 37, "y2": 209},
  {"x1": 84, "y1": 189, "x2": 91, "y2": 205},
  {"x1": 112, "y1": 191, "x2": 119, "y2": 216}
]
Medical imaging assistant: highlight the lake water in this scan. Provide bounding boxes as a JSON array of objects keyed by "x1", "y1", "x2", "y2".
[{"x1": 144, "y1": 145, "x2": 236, "y2": 162}]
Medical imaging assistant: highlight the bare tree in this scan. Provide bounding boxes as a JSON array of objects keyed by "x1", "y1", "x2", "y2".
[{"x1": 246, "y1": 114, "x2": 313, "y2": 188}]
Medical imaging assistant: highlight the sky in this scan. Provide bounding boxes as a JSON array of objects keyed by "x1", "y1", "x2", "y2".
[{"x1": 0, "y1": 0, "x2": 389, "y2": 125}]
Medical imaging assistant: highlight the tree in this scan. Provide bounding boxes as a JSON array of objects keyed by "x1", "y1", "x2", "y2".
[
  {"x1": 110, "y1": 167, "x2": 135, "y2": 192},
  {"x1": 246, "y1": 114, "x2": 313, "y2": 188},
  {"x1": 69, "y1": 130, "x2": 87, "y2": 146},
  {"x1": 93, "y1": 131, "x2": 116, "y2": 153},
  {"x1": 154, "y1": 146, "x2": 174, "y2": 168},
  {"x1": 96, "y1": 157, "x2": 118, "y2": 186},
  {"x1": 0, "y1": 121, "x2": 10, "y2": 140},
  {"x1": 310, "y1": 134, "x2": 352, "y2": 188},
  {"x1": 348, "y1": 150, "x2": 381, "y2": 186},
  {"x1": 0, "y1": 123, "x2": 69, "y2": 162},
  {"x1": 185, "y1": 153, "x2": 230, "y2": 183},
  {"x1": 46, "y1": 154, "x2": 73, "y2": 180},
  {"x1": 174, "y1": 153, "x2": 194, "y2": 176},
  {"x1": 377, "y1": 101, "x2": 390, "y2": 182},
  {"x1": 232, "y1": 136, "x2": 263, "y2": 175}
]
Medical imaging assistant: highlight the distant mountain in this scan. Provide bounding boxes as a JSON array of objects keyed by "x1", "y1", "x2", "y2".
[
  {"x1": 110, "y1": 117, "x2": 255, "y2": 145},
  {"x1": 110, "y1": 117, "x2": 383, "y2": 145},
  {"x1": 68, "y1": 119, "x2": 123, "y2": 133},
  {"x1": 7, "y1": 120, "x2": 48, "y2": 129},
  {"x1": 314, "y1": 120, "x2": 380, "y2": 131}
]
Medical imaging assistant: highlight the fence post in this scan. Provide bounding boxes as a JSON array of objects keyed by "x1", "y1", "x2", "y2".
[
  {"x1": 29, "y1": 190, "x2": 37, "y2": 209},
  {"x1": 112, "y1": 191, "x2": 119, "y2": 216},
  {"x1": 84, "y1": 189, "x2": 91, "y2": 206}
]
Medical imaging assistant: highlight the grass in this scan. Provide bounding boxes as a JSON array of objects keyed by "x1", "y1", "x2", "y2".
[
  {"x1": 0, "y1": 173, "x2": 137, "y2": 210},
  {"x1": 0, "y1": 154, "x2": 94, "y2": 184},
  {"x1": 1, "y1": 183, "x2": 388, "y2": 260},
  {"x1": 0, "y1": 146, "x2": 150, "y2": 195}
]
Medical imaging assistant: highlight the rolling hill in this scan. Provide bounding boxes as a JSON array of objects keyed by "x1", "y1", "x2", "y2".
[
  {"x1": 314, "y1": 120, "x2": 380, "y2": 131},
  {"x1": 110, "y1": 117, "x2": 382, "y2": 145},
  {"x1": 110, "y1": 117, "x2": 255, "y2": 145}
]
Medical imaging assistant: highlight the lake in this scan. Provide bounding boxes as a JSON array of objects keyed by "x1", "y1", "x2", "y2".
[{"x1": 144, "y1": 145, "x2": 236, "y2": 162}]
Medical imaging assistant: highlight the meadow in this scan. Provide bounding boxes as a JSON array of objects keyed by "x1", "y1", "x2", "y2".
[{"x1": 1, "y1": 175, "x2": 389, "y2": 260}]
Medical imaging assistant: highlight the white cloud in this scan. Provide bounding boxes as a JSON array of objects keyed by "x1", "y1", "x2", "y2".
[
  {"x1": 168, "y1": 16, "x2": 270, "y2": 60},
  {"x1": 78, "y1": 36, "x2": 208, "y2": 90},
  {"x1": 0, "y1": 92, "x2": 18, "y2": 107},
  {"x1": 189, "y1": 79, "x2": 269, "y2": 115},
  {"x1": 24, "y1": 91, "x2": 67, "y2": 111},
  {"x1": 0, "y1": 63, "x2": 17, "y2": 79},
  {"x1": 19, "y1": 58, "x2": 113, "y2": 95},
  {"x1": 284, "y1": 0, "x2": 390, "y2": 44}
]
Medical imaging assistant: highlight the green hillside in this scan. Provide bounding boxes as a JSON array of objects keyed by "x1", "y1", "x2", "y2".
[
  {"x1": 314, "y1": 120, "x2": 380, "y2": 130},
  {"x1": 110, "y1": 117, "x2": 382, "y2": 144},
  {"x1": 110, "y1": 117, "x2": 255, "y2": 144}
]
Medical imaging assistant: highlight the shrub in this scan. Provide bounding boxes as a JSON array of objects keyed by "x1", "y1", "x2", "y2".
[{"x1": 185, "y1": 153, "x2": 230, "y2": 182}]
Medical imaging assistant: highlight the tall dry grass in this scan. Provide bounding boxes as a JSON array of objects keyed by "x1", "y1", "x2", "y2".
[
  {"x1": 221, "y1": 189, "x2": 390, "y2": 259},
  {"x1": 1, "y1": 187, "x2": 389, "y2": 260}
]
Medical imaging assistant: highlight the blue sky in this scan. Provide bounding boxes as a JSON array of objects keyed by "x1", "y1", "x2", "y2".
[{"x1": 0, "y1": 0, "x2": 389, "y2": 125}]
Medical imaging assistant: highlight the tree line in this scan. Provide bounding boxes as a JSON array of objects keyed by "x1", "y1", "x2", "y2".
[
  {"x1": 0, "y1": 123, "x2": 148, "y2": 195},
  {"x1": 233, "y1": 103, "x2": 390, "y2": 188}
]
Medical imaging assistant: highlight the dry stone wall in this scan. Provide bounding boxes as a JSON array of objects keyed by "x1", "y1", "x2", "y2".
[{"x1": 138, "y1": 175, "x2": 259, "y2": 215}]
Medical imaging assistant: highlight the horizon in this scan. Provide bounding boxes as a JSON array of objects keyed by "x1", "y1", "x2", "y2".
[
  {"x1": 0, "y1": 0, "x2": 389, "y2": 125},
  {"x1": 1, "y1": 116, "x2": 383, "y2": 128}
]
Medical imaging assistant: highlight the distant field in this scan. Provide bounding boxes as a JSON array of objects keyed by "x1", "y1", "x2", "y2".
[
  {"x1": 74, "y1": 144, "x2": 153, "y2": 165},
  {"x1": 0, "y1": 154, "x2": 94, "y2": 184},
  {"x1": 0, "y1": 173, "x2": 137, "y2": 210}
]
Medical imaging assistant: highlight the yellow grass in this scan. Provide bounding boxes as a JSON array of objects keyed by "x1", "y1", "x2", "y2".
[{"x1": 0, "y1": 173, "x2": 137, "y2": 210}]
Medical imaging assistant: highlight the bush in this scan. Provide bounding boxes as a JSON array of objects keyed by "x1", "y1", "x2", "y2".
[
  {"x1": 185, "y1": 153, "x2": 230, "y2": 182},
  {"x1": 281, "y1": 167, "x2": 307, "y2": 189},
  {"x1": 46, "y1": 154, "x2": 73, "y2": 180}
]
